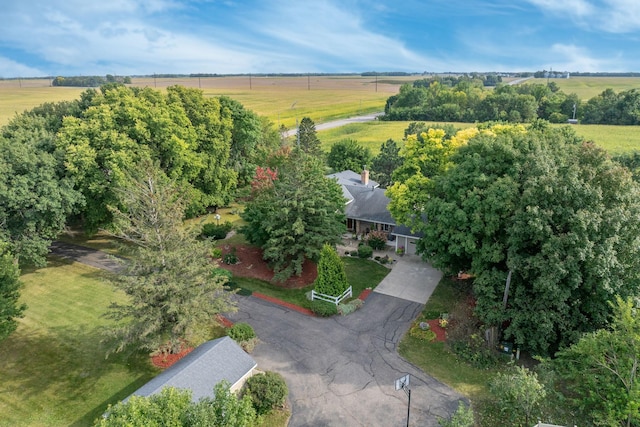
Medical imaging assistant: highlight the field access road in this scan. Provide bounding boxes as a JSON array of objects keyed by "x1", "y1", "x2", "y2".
[
  {"x1": 283, "y1": 112, "x2": 383, "y2": 138},
  {"x1": 229, "y1": 292, "x2": 464, "y2": 427}
]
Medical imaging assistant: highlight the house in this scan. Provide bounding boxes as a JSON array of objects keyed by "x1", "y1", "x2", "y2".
[
  {"x1": 127, "y1": 336, "x2": 257, "y2": 402},
  {"x1": 327, "y1": 169, "x2": 423, "y2": 255}
]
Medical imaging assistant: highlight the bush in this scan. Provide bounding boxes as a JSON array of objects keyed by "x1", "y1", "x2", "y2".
[
  {"x1": 337, "y1": 299, "x2": 363, "y2": 315},
  {"x1": 211, "y1": 247, "x2": 223, "y2": 259},
  {"x1": 202, "y1": 221, "x2": 233, "y2": 240},
  {"x1": 244, "y1": 371, "x2": 288, "y2": 415},
  {"x1": 310, "y1": 300, "x2": 338, "y2": 317},
  {"x1": 314, "y1": 244, "x2": 349, "y2": 297},
  {"x1": 227, "y1": 322, "x2": 256, "y2": 342},
  {"x1": 349, "y1": 250, "x2": 358, "y2": 256},
  {"x1": 223, "y1": 247, "x2": 239, "y2": 265},
  {"x1": 357, "y1": 244, "x2": 373, "y2": 258},
  {"x1": 365, "y1": 230, "x2": 387, "y2": 250}
]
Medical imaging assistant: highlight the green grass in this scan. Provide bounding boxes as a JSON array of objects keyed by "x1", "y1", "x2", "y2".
[
  {"x1": 0, "y1": 258, "x2": 159, "y2": 427},
  {"x1": 544, "y1": 76, "x2": 640, "y2": 100},
  {"x1": 258, "y1": 408, "x2": 291, "y2": 427},
  {"x1": 398, "y1": 277, "x2": 497, "y2": 402},
  {"x1": 566, "y1": 124, "x2": 640, "y2": 155},
  {"x1": 231, "y1": 256, "x2": 390, "y2": 309},
  {"x1": 318, "y1": 121, "x2": 476, "y2": 154},
  {"x1": 318, "y1": 120, "x2": 640, "y2": 156}
]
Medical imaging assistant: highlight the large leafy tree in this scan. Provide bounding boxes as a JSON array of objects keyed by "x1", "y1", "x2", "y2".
[
  {"x1": 0, "y1": 114, "x2": 82, "y2": 265},
  {"x1": 56, "y1": 85, "x2": 236, "y2": 230},
  {"x1": 387, "y1": 125, "x2": 481, "y2": 232},
  {"x1": 218, "y1": 96, "x2": 281, "y2": 188},
  {"x1": 241, "y1": 150, "x2": 346, "y2": 282},
  {"x1": 399, "y1": 125, "x2": 640, "y2": 354},
  {"x1": 0, "y1": 245, "x2": 26, "y2": 342},
  {"x1": 550, "y1": 297, "x2": 640, "y2": 427},
  {"x1": 326, "y1": 139, "x2": 372, "y2": 173},
  {"x1": 105, "y1": 163, "x2": 235, "y2": 354}
]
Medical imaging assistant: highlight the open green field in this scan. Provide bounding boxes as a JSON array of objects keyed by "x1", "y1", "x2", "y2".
[
  {"x1": 537, "y1": 76, "x2": 640, "y2": 100},
  {"x1": 0, "y1": 258, "x2": 158, "y2": 427},
  {"x1": 318, "y1": 120, "x2": 640, "y2": 156},
  {"x1": 318, "y1": 121, "x2": 476, "y2": 154}
]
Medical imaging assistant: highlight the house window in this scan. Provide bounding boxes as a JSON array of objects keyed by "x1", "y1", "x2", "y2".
[{"x1": 381, "y1": 223, "x2": 391, "y2": 232}]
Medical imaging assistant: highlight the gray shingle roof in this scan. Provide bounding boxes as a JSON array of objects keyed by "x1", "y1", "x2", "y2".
[
  {"x1": 129, "y1": 336, "x2": 257, "y2": 402},
  {"x1": 390, "y1": 224, "x2": 424, "y2": 239},
  {"x1": 344, "y1": 185, "x2": 395, "y2": 225},
  {"x1": 326, "y1": 170, "x2": 379, "y2": 192}
]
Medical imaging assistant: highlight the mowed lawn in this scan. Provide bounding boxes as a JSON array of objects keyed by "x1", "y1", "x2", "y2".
[{"x1": 0, "y1": 258, "x2": 158, "y2": 427}]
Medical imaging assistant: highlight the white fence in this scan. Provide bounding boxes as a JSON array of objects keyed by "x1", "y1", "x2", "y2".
[{"x1": 311, "y1": 286, "x2": 352, "y2": 305}]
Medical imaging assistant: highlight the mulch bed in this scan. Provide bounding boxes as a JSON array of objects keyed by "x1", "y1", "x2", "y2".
[
  {"x1": 358, "y1": 288, "x2": 372, "y2": 300},
  {"x1": 253, "y1": 292, "x2": 315, "y2": 316},
  {"x1": 151, "y1": 346, "x2": 194, "y2": 369},
  {"x1": 426, "y1": 319, "x2": 447, "y2": 342},
  {"x1": 218, "y1": 244, "x2": 317, "y2": 288}
]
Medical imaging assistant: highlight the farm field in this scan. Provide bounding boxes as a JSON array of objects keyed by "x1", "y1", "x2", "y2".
[
  {"x1": 545, "y1": 76, "x2": 640, "y2": 100},
  {"x1": 0, "y1": 75, "x2": 418, "y2": 128}
]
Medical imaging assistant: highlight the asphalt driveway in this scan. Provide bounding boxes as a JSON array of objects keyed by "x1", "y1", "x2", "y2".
[{"x1": 228, "y1": 292, "x2": 464, "y2": 426}]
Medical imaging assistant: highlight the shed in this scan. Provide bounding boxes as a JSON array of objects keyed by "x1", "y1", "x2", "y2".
[{"x1": 128, "y1": 336, "x2": 257, "y2": 402}]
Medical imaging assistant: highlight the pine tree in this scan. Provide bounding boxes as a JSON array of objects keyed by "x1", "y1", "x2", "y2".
[
  {"x1": 104, "y1": 163, "x2": 235, "y2": 354},
  {"x1": 296, "y1": 117, "x2": 322, "y2": 156},
  {"x1": 314, "y1": 244, "x2": 348, "y2": 297}
]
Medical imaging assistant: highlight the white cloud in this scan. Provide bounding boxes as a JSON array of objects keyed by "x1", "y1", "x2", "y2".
[
  {"x1": 0, "y1": 56, "x2": 46, "y2": 78},
  {"x1": 250, "y1": 1, "x2": 437, "y2": 71},
  {"x1": 550, "y1": 43, "x2": 610, "y2": 71},
  {"x1": 527, "y1": 0, "x2": 640, "y2": 32}
]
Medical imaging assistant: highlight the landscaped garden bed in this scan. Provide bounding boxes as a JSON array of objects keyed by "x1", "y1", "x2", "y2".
[{"x1": 217, "y1": 244, "x2": 390, "y2": 311}]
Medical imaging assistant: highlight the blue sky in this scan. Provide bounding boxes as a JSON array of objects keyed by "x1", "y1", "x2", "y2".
[{"x1": 1, "y1": 0, "x2": 639, "y2": 77}]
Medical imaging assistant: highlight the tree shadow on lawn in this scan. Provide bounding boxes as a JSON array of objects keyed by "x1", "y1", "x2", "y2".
[{"x1": 1, "y1": 325, "x2": 157, "y2": 426}]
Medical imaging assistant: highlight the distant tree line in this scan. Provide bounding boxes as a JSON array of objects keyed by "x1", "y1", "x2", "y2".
[
  {"x1": 52, "y1": 74, "x2": 131, "y2": 87},
  {"x1": 384, "y1": 78, "x2": 640, "y2": 125},
  {"x1": 534, "y1": 70, "x2": 640, "y2": 77}
]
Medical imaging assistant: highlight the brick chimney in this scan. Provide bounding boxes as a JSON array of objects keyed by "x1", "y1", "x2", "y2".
[{"x1": 361, "y1": 169, "x2": 369, "y2": 185}]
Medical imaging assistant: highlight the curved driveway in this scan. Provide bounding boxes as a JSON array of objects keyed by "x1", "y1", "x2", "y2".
[{"x1": 229, "y1": 292, "x2": 464, "y2": 426}]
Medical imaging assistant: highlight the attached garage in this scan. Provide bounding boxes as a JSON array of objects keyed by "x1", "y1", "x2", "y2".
[{"x1": 391, "y1": 225, "x2": 423, "y2": 256}]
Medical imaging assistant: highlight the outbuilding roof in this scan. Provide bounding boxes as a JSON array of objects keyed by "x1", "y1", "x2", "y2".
[{"x1": 129, "y1": 336, "x2": 257, "y2": 402}]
